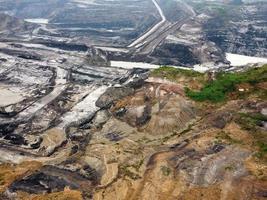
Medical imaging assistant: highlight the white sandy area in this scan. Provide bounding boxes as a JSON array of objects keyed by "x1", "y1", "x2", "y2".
[
  {"x1": 25, "y1": 18, "x2": 49, "y2": 24},
  {"x1": 226, "y1": 53, "x2": 267, "y2": 66}
]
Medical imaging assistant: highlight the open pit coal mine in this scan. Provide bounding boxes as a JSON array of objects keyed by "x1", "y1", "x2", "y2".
[{"x1": 0, "y1": 0, "x2": 267, "y2": 199}]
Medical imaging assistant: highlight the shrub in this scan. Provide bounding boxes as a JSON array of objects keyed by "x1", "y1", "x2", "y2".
[
  {"x1": 151, "y1": 66, "x2": 202, "y2": 80},
  {"x1": 186, "y1": 65, "x2": 267, "y2": 103}
]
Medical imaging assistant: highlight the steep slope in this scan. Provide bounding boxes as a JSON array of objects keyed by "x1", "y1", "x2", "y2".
[
  {"x1": 0, "y1": 13, "x2": 36, "y2": 35},
  {"x1": 0, "y1": 65, "x2": 266, "y2": 199}
]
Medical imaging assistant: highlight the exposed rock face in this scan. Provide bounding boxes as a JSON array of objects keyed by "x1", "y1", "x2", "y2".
[
  {"x1": 143, "y1": 95, "x2": 195, "y2": 136},
  {"x1": 96, "y1": 87, "x2": 134, "y2": 109},
  {"x1": 0, "y1": 73, "x2": 266, "y2": 199},
  {"x1": 125, "y1": 145, "x2": 250, "y2": 200},
  {"x1": 0, "y1": 13, "x2": 36, "y2": 34},
  {"x1": 9, "y1": 165, "x2": 94, "y2": 194},
  {"x1": 0, "y1": 0, "x2": 161, "y2": 46},
  {"x1": 86, "y1": 48, "x2": 108, "y2": 66},
  {"x1": 38, "y1": 128, "x2": 66, "y2": 156},
  {"x1": 210, "y1": 112, "x2": 233, "y2": 129},
  {"x1": 3, "y1": 133, "x2": 26, "y2": 145},
  {"x1": 202, "y1": 1, "x2": 267, "y2": 57},
  {"x1": 170, "y1": 146, "x2": 250, "y2": 186},
  {"x1": 151, "y1": 12, "x2": 229, "y2": 67},
  {"x1": 131, "y1": 0, "x2": 267, "y2": 66},
  {"x1": 151, "y1": 42, "x2": 200, "y2": 66},
  {"x1": 110, "y1": 81, "x2": 195, "y2": 133},
  {"x1": 91, "y1": 110, "x2": 111, "y2": 129},
  {"x1": 0, "y1": 48, "x2": 42, "y2": 60}
]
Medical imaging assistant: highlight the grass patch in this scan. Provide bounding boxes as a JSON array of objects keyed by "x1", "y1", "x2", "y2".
[
  {"x1": 161, "y1": 123, "x2": 193, "y2": 144},
  {"x1": 0, "y1": 174, "x2": 5, "y2": 185},
  {"x1": 254, "y1": 140, "x2": 267, "y2": 164},
  {"x1": 161, "y1": 166, "x2": 172, "y2": 176},
  {"x1": 224, "y1": 164, "x2": 235, "y2": 171},
  {"x1": 119, "y1": 159, "x2": 144, "y2": 180},
  {"x1": 131, "y1": 159, "x2": 144, "y2": 172},
  {"x1": 136, "y1": 136, "x2": 155, "y2": 144},
  {"x1": 253, "y1": 132, "x2": 267, "y2": 163},
  {"x1": 186, "y1": 65, "x2": 267, "y2": 103},
  {"x1": 215, "y1": 131, "x2": 242, "y2": 145},
  {"x1": 120, "y1": 165, "x2": 142, "y2": 180},
  {"x1": 235, "y1": 112, "x2": 267, "y2": 163},
  {"x1": 237, "y1": 112, "x2": 267, "y2": 131},
  {"x1": 151, "y1": 66, "x2": 203, "y2": 81},
  {"x1": 255, "y1": 142, "x2": 267, "y2": 159}
]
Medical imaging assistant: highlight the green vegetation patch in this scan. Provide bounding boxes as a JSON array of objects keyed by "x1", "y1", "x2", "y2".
[
  {"x1": 161, "y1": 166, "x2": 172, "y2": 176},
  {"x1": 151, "y1": 66, "x2": 203, "y2": 81},
  {"x1": 215, "y1": 131, "x2": 242, "y2": 145},
  {"x1": 235, "y1": 112, "x2": 267, "y2": 163},
  {"x1": 238, "y1": 112, "x2": 267, "y2": 131},
  {"x1": 0, "y1": 174, "x2": 4, "y2": 185},
  {"x1": 255, "y1": 141, "x2": 267, "y2": 159},
  {"x1": 224, "y1": 164, "x2": 236, "y2": 171},
  {"x1": 120, "y1": 165, "x2": 142, "y2": 180},
  {"x1": 186, "y1": 65, "x2": 267, "y2": 103}
]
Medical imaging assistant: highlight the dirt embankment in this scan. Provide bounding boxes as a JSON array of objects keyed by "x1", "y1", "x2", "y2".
[{"x1": 0, "y1": 66, "x2": 266, "y2": 200}]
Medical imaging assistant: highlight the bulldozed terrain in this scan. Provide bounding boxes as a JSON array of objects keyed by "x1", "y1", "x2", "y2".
[
  {"x1": 0, "y1": 0, "x2": 266, "y2": 199},
  {"x1": 0, "y1": 65, "x2": 266, "y2": 200}
]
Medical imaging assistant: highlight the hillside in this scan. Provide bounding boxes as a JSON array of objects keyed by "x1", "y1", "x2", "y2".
[{"x1": 0, "y1": 65, "x2": 266, "y2": 199}]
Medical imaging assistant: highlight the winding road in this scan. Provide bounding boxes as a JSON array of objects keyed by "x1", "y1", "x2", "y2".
[
  {"x1": 96, "y1": 0, "x2": 196, "y2": 56},
  {"x1": 127, "y1": 0, "x2": 166, "y2": 48}
]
